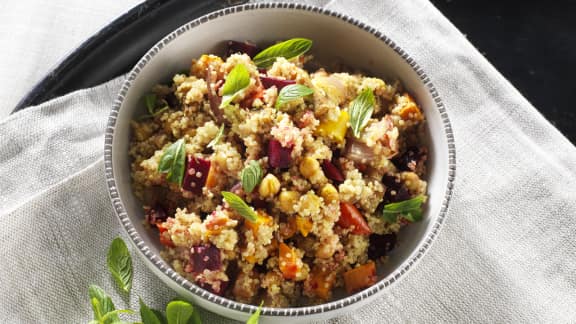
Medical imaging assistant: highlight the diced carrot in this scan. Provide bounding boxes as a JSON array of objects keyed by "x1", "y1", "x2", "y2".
[
  {"x1": 343, "y1": 261, "x2": 377, "y2": 294},
  {"x1": 308, "y1": 265, "x2": 337, "y2": 300},
  {"x1": 279, "y1": 243, "x2": 299, "y2": 280},
  {"x1": 398, "y1": 93, "x2": 423, "y2": 121},
  {"x1": 205, "y1": 163, "x2": 218, "y2": 189},
  {"x1": 296, "y1": 216, "x2": 313, "y2": 237},
  {"x1": 337, "y1": 202, "x2": 371, "y2": 235},
  {"x1": 244, "y1": 210, "x2": 274, "y2": 234}
]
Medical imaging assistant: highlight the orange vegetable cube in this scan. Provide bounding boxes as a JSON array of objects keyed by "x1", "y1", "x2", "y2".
[
  {"x1": 316, "y1": 110, "x2": 349, "y2": 143},
  {"x1": 343, "y1": 261, "x2": 377, "y2": 294}
]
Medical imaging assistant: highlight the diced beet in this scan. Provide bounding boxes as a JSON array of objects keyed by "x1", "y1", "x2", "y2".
[
  {"x1": 183, "y1": 156, "x2": 211, "y2": 194},
  {"x1": 268, "y1": 139, "x2": 293, "y2": 169},
  {"x1": 382, "y1": 174, "x2": 410, "y2": 203},
  {"x1": 321, "y1": 160, "x2": 345, "y2": 183},
  {"x1": 260, "y1": 75, "x2": 296, "y2": 90},
  {"x1": 190, "y1": 244, "x2": 222, "y2": 273},
  {"x1": 392, "y1": 146, "x2": 424, "y2": 172},
  {"x1": 368, "y1": 233, "x2": 397, "y2": 259},
  {"x1": 145, "y1": 205, "x2": 167, "y2": 225},
  {"x1": 251, "y1": 198, "x2": 268, "y2": 210},
  {"x1": 226, "y1": 40, "x2": 259, "y2": 58}
]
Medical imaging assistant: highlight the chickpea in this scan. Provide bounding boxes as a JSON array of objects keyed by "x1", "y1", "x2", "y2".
[
  {"x1": 258, "y1": 174, "x2": 281, "y2": 198},
  {"x1": 299, "y1": 157, "x2": 320, "y2": 179},
  {"x1": 279, "y1": 190, "x2": 300, "y2": 214},
  {"x1": 320, "y1": 183, "x2": 339, "y2": 204}
]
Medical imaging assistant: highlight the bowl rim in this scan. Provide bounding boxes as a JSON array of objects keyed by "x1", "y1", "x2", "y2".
[{"x1": 104, "y1": 1, "x2": 456, "y2": 317}]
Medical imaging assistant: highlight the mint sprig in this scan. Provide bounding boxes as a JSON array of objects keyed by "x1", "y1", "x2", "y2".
[
  {"x1": 275, "y1": 84, "x2": 314, "y2": 109},
  {"x1": 220, "y1": 63, "x2": 251, "y2": 108},
  {"x1": 221, "y1": 191, "x2": 258, "y2": 222},
  {"x1": 253, "y1": 38, "x2": 313, "y2": 68},
  {"x1": 246, "y1": 301, "x2": 264, "y2": 324},
  {"x1": 158, "y1": 139, "x2": 187, "y2": 186},
  {"x1": 240, "y1": 161, "x2": 263, "y2": 193},
  {"x1": 382, "y1": 195, "x2": 425, "y2": 223},
  {"x1": 107, "y1": 237, "x2": 133, "y2": 293},
  {"x1": 349, "y1": 88, "x2": 375, "y2": 138}
]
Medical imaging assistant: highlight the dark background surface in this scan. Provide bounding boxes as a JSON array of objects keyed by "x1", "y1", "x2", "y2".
[{"x1": 431, "y1": 0, "x2": 576, "y2": 144}]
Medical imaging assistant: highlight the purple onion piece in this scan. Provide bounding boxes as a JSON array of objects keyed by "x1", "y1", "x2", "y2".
[
  {"x1": 321, "y1": 160, "x2": 345, "y2": 183},
  {"x1": 226, "y1": 40, "x2": 259, "y2": 58},
  {"x1": 190, "y1": 244, "x2": 222, "y2": 273},
  {"x1": 205, "y1": 66, "x2": 223, "y2": 123},
  {"x1": 182, "y1": 156, "x2": 211, "y2": 194},
  {"x1": 260, "y1": 76, "x2": 296, "y2": 90},
  {"x1": 268, "y1": 139, "x2": 293, "y2": 169}
]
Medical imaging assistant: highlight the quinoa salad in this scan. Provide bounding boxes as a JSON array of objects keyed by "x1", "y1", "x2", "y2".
[{"x1": 129, "y1": 38, "x2": 428, "y2": 307}]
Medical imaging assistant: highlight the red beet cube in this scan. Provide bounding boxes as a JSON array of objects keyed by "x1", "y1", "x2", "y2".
[
  {"x1": 190, "y1": 244, "x2": 222, "y2": 273},
  {"x1": 268, "y1": 139, "x2": 293, "y2": 169},
  {"x1": 321, "y1": 160, "x2": 345, "y2": 183},
  {"x1": 183, "y1": 156, "x2": 211, "y2": 194}
]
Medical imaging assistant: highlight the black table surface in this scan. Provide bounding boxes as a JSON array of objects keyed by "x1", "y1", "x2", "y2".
[{"x1": 431, "y1": 0, "x2": 576, "y2": 144}]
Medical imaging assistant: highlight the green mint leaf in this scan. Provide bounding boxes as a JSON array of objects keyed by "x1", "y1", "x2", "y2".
[
  {"x1": 275, "y1": 84, "x2": 314, "y2": 109},
  {"x1": 101, "y1": 309, "x2": 135, "y2": 323},
  {"x1": 221, "y1": 191, "x2": 258, "y2": 222},
  {"x1": 165, "y1": 300, "x2": 196, "y2": 324},
  {"x1": 349, "y1": 88, "x2": 376, "y2": 138},
  {"x1": 107, "y1": 237, "x2": 133, "y2": 294},
  {"x1": 207, "y1": 124, "x2": 225, "y2": 149},
  {"x1": 253, "y1": 38, "x2": 313, "y2": 69},
  {"x1": 246, "y1": 301, "x2": 264, "y2": 324},
  {"x1": 382, "y1": 195, "x2": 425, "y2": 223},
  {"x1": 240, "y1": 161, "x2": 263, "y2": 193},
  {"x1": 89, "y1": 285, "x2": 118, "y2": 322},
  {"x1": 139, "y1": 298, "x2": 165, "y2": 324},
  {"x1": 158, "y1": 139, "x2": 187, "y2": 186},
  {"x1": 220, "y1": 63, "x2": 251, "y2": 108},
  {"x1": 190, "y1": 310, "x2": 202, "y2": 324},
  {"x1": 144, "y1": 94, "x2": 157, "y2": 115}
]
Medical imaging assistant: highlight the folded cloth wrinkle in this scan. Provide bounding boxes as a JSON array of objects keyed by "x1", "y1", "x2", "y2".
[{"x1": 0, "y1": 0, "x2": 575, "y2": 323}]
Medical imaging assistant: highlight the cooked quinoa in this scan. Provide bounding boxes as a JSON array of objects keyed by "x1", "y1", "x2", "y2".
[{"x1": 129, "y1": 39, "x2": 428, "y2": 307}]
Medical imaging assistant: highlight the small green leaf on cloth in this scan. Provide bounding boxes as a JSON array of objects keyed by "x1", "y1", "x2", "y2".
[
  {"x1": 158, "y1": 139, "x2": 187, "y2": 186},
  {"x1": 275, "y1": 84, "x2": 314, "y2": 109},
  {"x1": 139, "y1": 298, "x2": 166, "y2": 324},
  {"x1": 88, "y1": 285, "x2": 118, "y2": 323},
  {"x1": 220, "y1": 63, "x2": 251, "y2": 108},
  {"x1": 106, "y1": 237, "x2": 133, "y2": 293},
  {"x1": 221, "y1": 191, "x2": 258, "y2": 222},
  {"x1": 349, "y1": 88, "x2": 376, "y2": 138},
  {"x1": 165, "y1": 300, "x2": 196, "y2": 324},
  {"x1": 253, "y1": 38, "x2": 313, "y2": 68}
]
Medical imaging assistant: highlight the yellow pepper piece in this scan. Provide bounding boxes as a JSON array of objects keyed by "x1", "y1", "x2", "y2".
[
  {"x1": 316, "y1": 110, "x2": 349, "y2": 143},
  {"x1": 296, "y1": 216, "x2": 313, "y2": 237}
]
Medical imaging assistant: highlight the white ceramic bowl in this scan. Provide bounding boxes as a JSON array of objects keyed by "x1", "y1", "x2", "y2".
[{"x1": 105, "y1": 2, "x2": 456, "y2": 323}]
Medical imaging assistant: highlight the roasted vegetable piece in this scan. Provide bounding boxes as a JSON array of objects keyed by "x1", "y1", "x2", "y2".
[
  {"x1": 244, "y1": 210, "x2": 274, "y2": 234},
  {"x1": 145, "y1": 204, "x2": 167, "y2": 225},
  {"x1": 295, "y1": 216, "x2": 313, "y2": 237},
  {"x1": 156, "y1": 222, "x2": 174, "y2": 247},
  {"x1": 279, "y1": 243, "x2": 299, "y2": 280},
  {"x1": 308, "y1": 265, "x2": 337, "y2": 300},
  {"x1": 182, "y1": 156, "x2": 211, "y2": 194},
  {"x1": 190, "y1": 244, "x2": 222, "y2": 273},
  {"x1": 268, "y1": 139, "x2": 293, "y2": 169},
  {"x1": 337, "y1": 202, "x2": 372, "y2": 235},
  {"x1": 205, "y1": 163, "x2": 218, "y2": 189},
  {"x1": 316, "y1": 110, "x2": 349, "y2": 144},
  {"x1": 368, "y1": 233, "x2": 397, "y2": 259},
  {"x1": 321, "y1": 159, "x2": 345, "y2": 183},
  {"x1": 343, "y1": 261, "x2": 377, "y2": 294},
  {"x1": 226, "y1": 40, "x2": 259, "y2": 57},
  {"x1": 260, "y1": 75, "x2": 296, "y2": 90}
]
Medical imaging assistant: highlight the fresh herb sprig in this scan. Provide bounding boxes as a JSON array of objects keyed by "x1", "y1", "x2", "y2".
[
  {"x1": 240, "y1": 161, "x2": 263, "y2": 193},
  {"x1": 253, "y1": 38, "x2": 313, "y2": 69},
  {"x1": 158, "y1": 139, "x2": 187, "y2": 186},
  {"x1": 275, "y1": 84, "x2": 314, "y2": 109},
  {"x1": 348, "y1": 88, "x2": 376, "y2": 138},
  {"x1": 246, "y1": 301, "x2": 263, "y2": 324},
  {"x1": 221, "y1": 191, "x2": 258, "y2": 222},
  {"x1": 207, "y1": 124, "x2": 225, "y2": 149},
  {"x1": 107, "y1": 237, "x2": 133, "y2": 293},
  {"x1": 382, "y1": 195, "x2": 425, "y2": 224},
  {"x1": 140, "y1": 94, "x2": 169, "y2": 120},
  {"x1": 220, "y1": 63, "x2": 251, "y2": 108}
]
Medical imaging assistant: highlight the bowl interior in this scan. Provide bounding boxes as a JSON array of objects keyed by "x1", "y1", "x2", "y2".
[{"x1": 109, "y1": 3, "x2": 451, "y2": 314}]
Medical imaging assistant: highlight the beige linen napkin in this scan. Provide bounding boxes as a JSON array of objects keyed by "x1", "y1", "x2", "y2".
[{"x1": 1, "y1": 0, "x2": 575, "y2": 323}]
